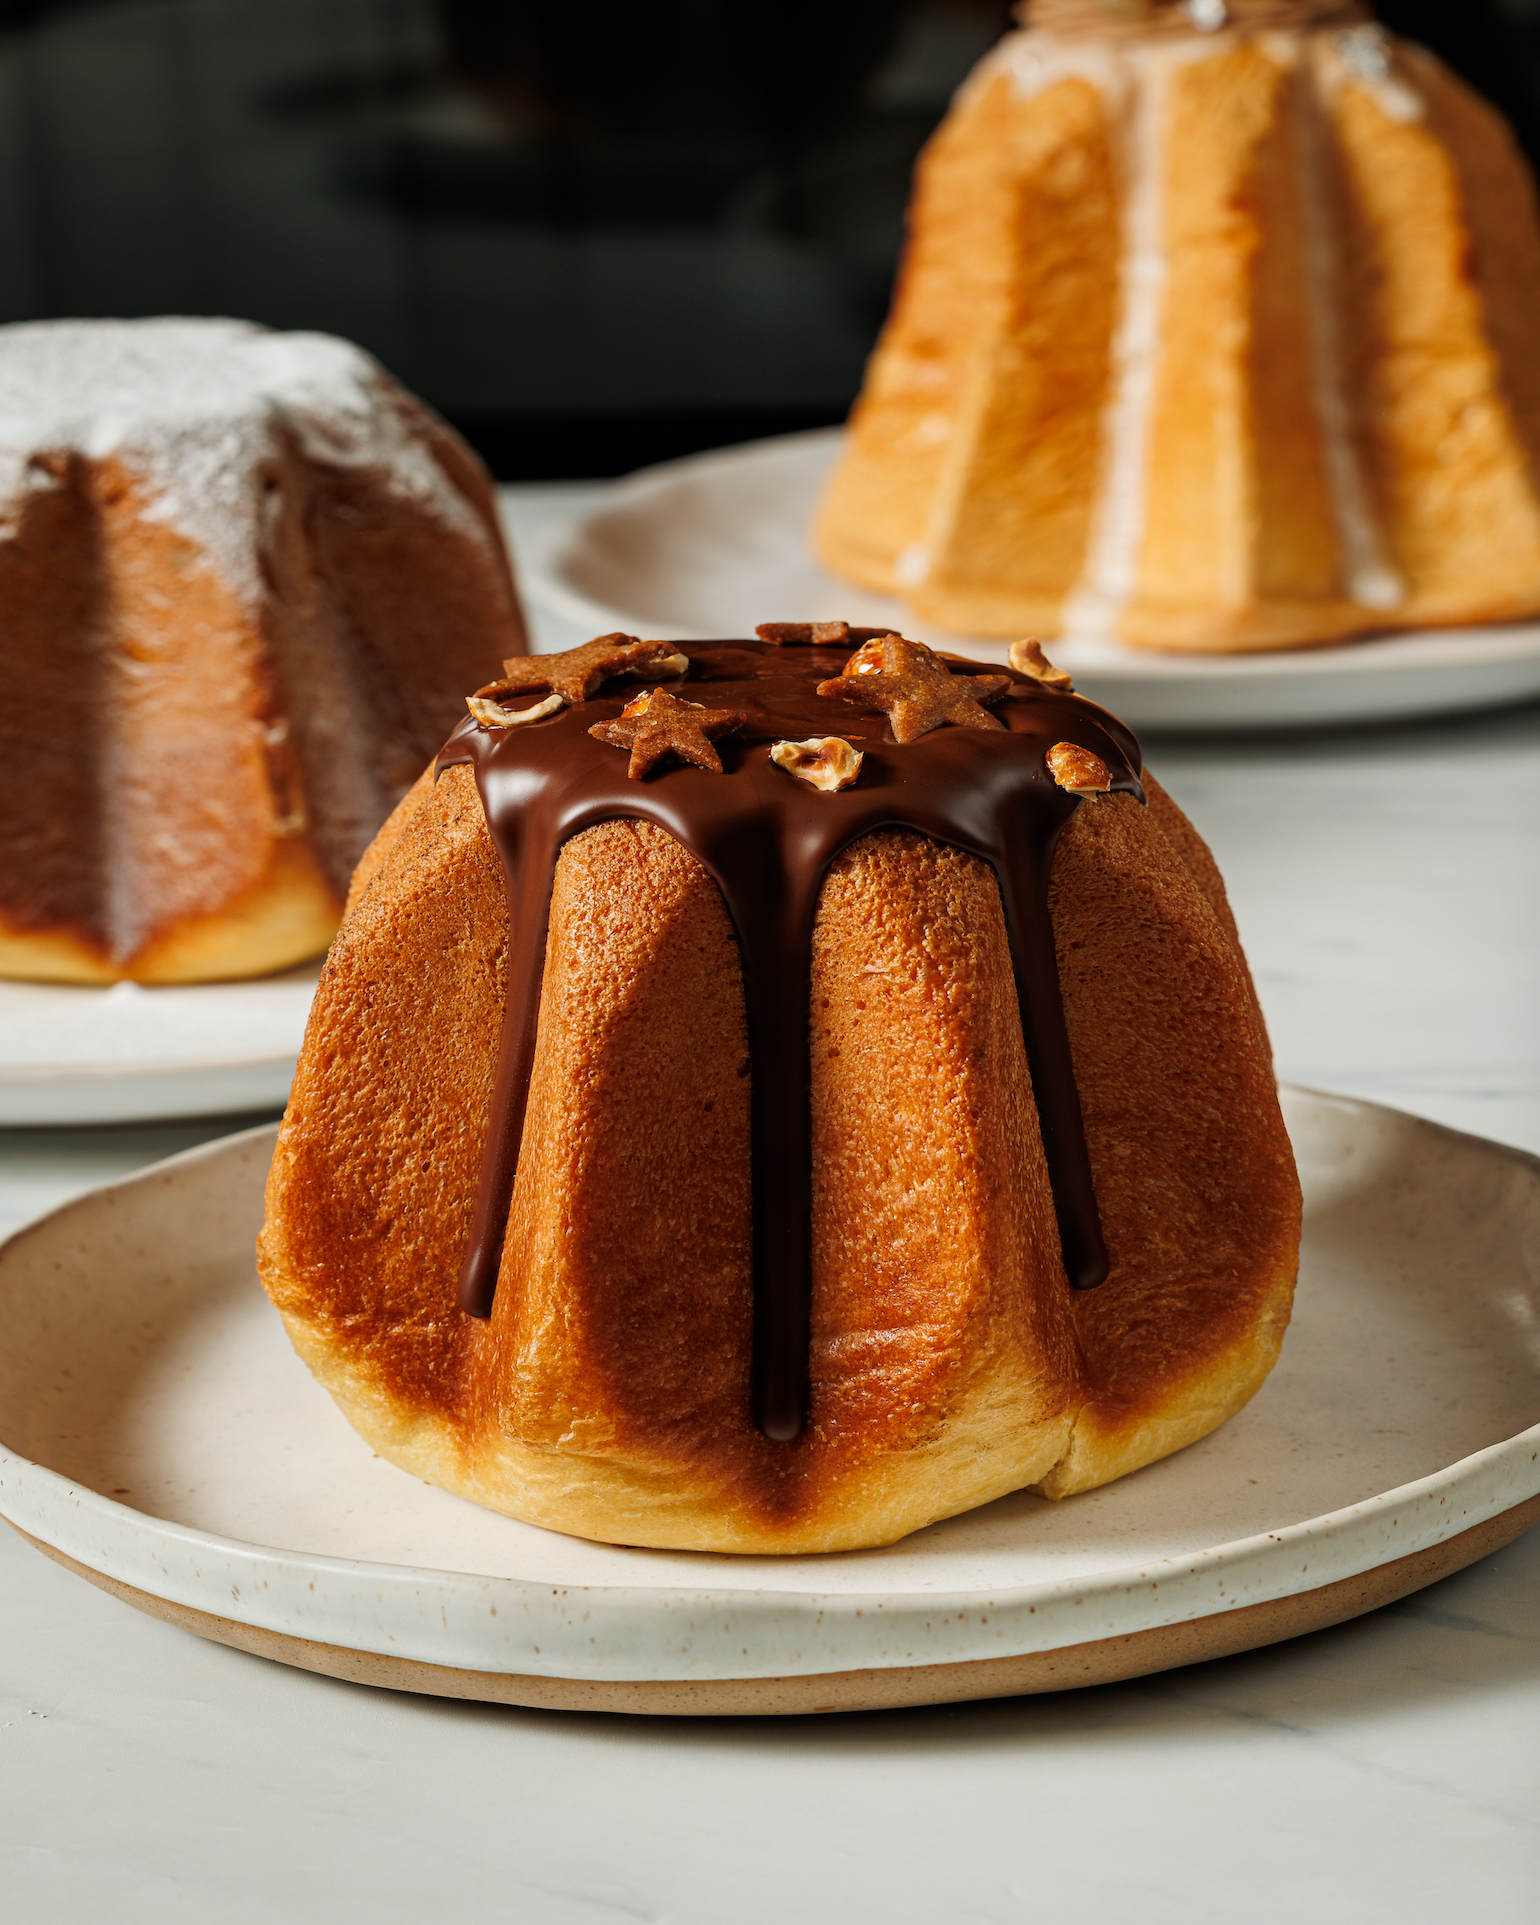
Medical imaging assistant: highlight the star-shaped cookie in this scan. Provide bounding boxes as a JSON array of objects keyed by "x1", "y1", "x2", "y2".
[
  {"x1": 481, "y1": 633, "x2": 687, "y2": 707},
  {"x1": 589, "y1": 688, "x2": 749, "y2": 779},
  {"x1": 816, "y1": 636, "x2": 1011, "y2": 744}
]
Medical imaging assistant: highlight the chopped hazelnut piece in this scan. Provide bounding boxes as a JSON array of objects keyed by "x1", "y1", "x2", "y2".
[
  {"x1": 466, "y1": 691, "x2": 565, "y2": 729},
  {"x1": 1010, "y1": 638, "x2": 1074, "y2": 692},
  {"x1": 628, "y1": 648, "x2": 691, "y2": 681},
  {"x1": 769, "y1": 735, "x2": 864, "y2": 793},
  {"x1": 1047, "y1": 742, "x2": 1112, "y2": 797}
]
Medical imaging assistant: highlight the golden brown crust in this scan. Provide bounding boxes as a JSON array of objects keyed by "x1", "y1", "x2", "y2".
[
  {"x1": 343, "y1": 766, "x2": 437, "y2": 917},
  {"x1": 1328, "y1": 49, "x2": 1540, "y2": 626},
  {"x1": 262, "y1": 763, "x2": 504, "y2": 1410},
  {"x1": 812, "y1": 68, "x2": 1044, "y2": 594},
  {"x1": 259, "y1": 767, "x2": 1300, "y2": 1552},
  {"x1": 1141, "y1": 774, "x2": 1253, "y2": 990},
  {"x1": 1041, "y1": 784, "x2": 1299, "y2": 1491},
  {"x1": 905, "y1": 76, "x2": 1120, "y2": 633},
  {"x1": 1125, "y1": 44, "x2": 1352, "y2": 651}
]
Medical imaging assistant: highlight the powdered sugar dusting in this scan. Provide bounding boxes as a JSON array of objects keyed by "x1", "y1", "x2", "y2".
[
  {"x1": 0, "y1": 317, "x2": 495, "y2": 605},
  {"x1": 977, "y1": 27, "x2": 1131, "y2": 113},
  {"x1": 1328, "y1": 24, "x2": 1423, "y2": 124}
]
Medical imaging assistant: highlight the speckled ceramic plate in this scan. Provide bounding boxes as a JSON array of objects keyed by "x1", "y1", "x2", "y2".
[
  {"x1": 522, "y1": 432, "x2": 1540, "y2": 734},
  {"x1": 1, "y1": 1087, "x2": 1537, "y2": 1715},
  {"x1": 0, "y1": 961, "x2": 322, "y2": 1125}
]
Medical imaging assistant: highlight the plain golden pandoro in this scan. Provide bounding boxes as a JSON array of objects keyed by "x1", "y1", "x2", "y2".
[
  {"x1": 258, "y1": 631, "x2": 1300, "y2": 1554},
  {"x1": 814, "y1": 0, "x2": 1540, "y2": 653}
]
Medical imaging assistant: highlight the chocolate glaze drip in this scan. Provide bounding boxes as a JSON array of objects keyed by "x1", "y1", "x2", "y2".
[{"x1": 437, "y1": 638, "x2": 1144, "y2": 1441}]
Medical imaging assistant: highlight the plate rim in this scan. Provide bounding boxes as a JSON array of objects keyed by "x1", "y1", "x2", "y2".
[
  {"x1": 19, "y1": 1495, "x2": 1539, "y2": 1714},
  {"x1": 1, "y1": 1092, "x2": 1538, "y2": 1687},
  {"x1": 520, "y1": 429, "x2": 1540, "y2": 685},
  {"x1": 0, "y1": 963, "x2": 321, "y2": 1120},
  {"x1": 0, "y1": 1047, "x2": 300, "y2": 1085}
]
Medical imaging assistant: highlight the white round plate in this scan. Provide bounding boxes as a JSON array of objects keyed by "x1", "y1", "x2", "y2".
[
  {"x1": 1, "y1": 1087, "x2": 1537, "y2": 1713},
  {"x1": 0, "y1": 962, "x2": 322, "y2": 1125},
  {"x1": 525, "y1": 431, "x2": 1540, "y2": 733}
]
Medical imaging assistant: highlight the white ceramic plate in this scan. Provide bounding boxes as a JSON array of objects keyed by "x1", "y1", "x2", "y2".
[
  {"x1": 525, "y1": 431, "x2": 1540, "y2": 732},
  {"x1": 0, "y1": 962, "x2": 322, "y2": 1125},
  {"x1": 2, "y1": 1087, "x2": 1537, "y2": 1714}
]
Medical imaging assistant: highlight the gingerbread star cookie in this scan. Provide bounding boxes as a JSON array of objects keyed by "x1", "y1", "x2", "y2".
[
  {"x1": 481, "y1": 633, "x2": 688, "y2": 707},
  {"x1": 589, "y1": 687, "x2": 749, "y2": 779},
  {"x1": 816, "y1": 636, "x2": 1011, "y2": 744}
]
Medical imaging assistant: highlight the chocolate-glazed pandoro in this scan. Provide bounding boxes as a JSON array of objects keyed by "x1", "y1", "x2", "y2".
[
  {"x1": 258, "y1": 629, "x2": 1301, "y2": 1553},
  {"x1": 0, "y1": 317, "x2": 525, "y2": 984}
]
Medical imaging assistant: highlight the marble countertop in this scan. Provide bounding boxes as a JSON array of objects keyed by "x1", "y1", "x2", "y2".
[{"x1": 1, "y1": 487, "x2": 1536, "y2": 1923}]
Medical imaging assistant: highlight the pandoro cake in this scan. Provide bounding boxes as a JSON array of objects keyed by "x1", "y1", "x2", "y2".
[
  {"x1": 815, "y1": 0, "x2": 1540, "y2": 652},
  {"x1": 257, "y1": 627, "x2": 1301, "y2": 1554},
  {"x1": 0, "y1": 317, "x2": 525, "y2": 984}
]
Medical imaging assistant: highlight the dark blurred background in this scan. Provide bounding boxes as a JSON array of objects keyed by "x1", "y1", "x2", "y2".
[{"x1": 0, "y1": 0, "x2": 1536, "y2": 478}]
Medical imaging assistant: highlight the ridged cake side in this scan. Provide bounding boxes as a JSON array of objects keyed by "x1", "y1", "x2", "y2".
[
  {"x1": 258, "y1": 766, "x2": 1300, "y2": 1553},
  {"x1": 814, "y1": 24, "x2": 1540, "y2": 653}
]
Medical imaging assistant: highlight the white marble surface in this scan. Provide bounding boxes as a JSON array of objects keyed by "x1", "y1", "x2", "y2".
[{"x1": 1, "y1": 484, "x2": 1537, "y2": 1921}]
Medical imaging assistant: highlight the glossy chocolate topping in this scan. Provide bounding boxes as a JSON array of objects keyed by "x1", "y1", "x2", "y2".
[{"x1": 437, "y1": 637, "x2": 1144, "y2": 1441}]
